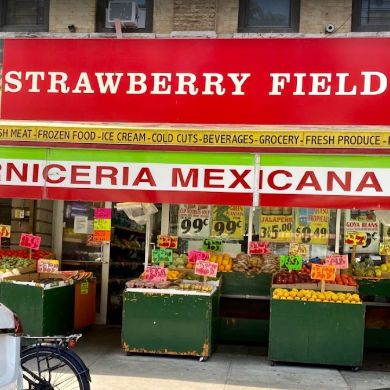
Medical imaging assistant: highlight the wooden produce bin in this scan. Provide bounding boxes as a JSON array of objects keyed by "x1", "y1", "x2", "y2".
[
  {"x1": 122, "y1": 286, "x2": 219, "y2": 361},
  {"x1": 219, "y1": 272, "x2": 272, "y2": 345},
  {"x1": 0, "y1": 273, "x2": 74, "y2": 336},
  {"x1": 268, "y1": 299, "x2": 365, "y2": 369},
  {"x1": 74, "y1": 279, "x2": 96, "y2": 330}
]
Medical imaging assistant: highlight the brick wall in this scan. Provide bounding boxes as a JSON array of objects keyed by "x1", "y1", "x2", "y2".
[
  {"x1": 154, "y1": 0, "x2": 174, "y2": 34},
  {"x1": 216, "y1": 0, "x2": 239, "y2": 34},
  {"x1": 300, "y1": 0, "x2": 352, "y2": 34},
  {"x1": 49, "y1": 0, "x2": 96, "y2": 33},
  {"x1": 173, "y1": 0, "x2": 216, "y2": 31}
]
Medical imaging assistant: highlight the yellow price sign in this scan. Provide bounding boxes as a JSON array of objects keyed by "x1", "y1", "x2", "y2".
[
  {"x1": 211, "y1": 206, "x2": 244, "y2": 239},
  {"x1": 345, "y1": 231, "x2": 367, "y2": 246},
  {"x1": 260, "y1": 208, "x2": 293, "y2": 242},
  {"x1": 294, "y1": 209, "x2": 330, "y2": 245}
]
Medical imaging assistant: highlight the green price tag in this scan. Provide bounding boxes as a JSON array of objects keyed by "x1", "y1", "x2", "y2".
[
  {"x1": 152, "y1": 249, "x2": 173, "y2": 265},
  {"x1": 80, "y1": 281, "x2": 89, "y2": 295},
  {"x1": 280, "y1": 255, "x2": 303, "y2": 271},
  {"x1": 202, "y1": 238, "x2": 223, "y2": 252}
]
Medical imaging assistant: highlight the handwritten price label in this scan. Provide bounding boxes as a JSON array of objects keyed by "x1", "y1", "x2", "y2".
[
  {"x1": 19, "y1": 233, "x2": 41, "y2": 250},
  {"x1": 188, "y1": 250, "x2": 210, "y2": 264},
  {"x1": 202, "y1": 239, "x2": 222, "y2": 252},
  {"x1": 151, "y1": 249, "x2": 173, "y2": 265},
  {"x1": 194, "y1": 260, "x2": 218, "y2": 278},
  {"x1": 345, "y1": 231, "x2": 367, "y2": 246},
  {"x1": 0, "y1": 225, "x2": 11, "y2": 238},
  {"x1": 325, "y1": 255, "x2": 349, "y2": 269},
  {"x1": 145, "y1": 266, "x2": 168, "y2": 282},
  {"x1": 157, "y1": 235, "x2": 178, "y2": 249},
  {"x1": 289, "y1": 242, "x2": 309, "y2": 258},
  {"x1": 311, "y1": 264, "x2": 336, "y2": 281},
  {"x1": 280, "y1": 255, "x2": 302, "y2": 271},
  {"x1": 249, "y1": 241, "x2": 271, "y2": 255}
]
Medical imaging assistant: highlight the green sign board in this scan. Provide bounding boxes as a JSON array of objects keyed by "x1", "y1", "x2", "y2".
[
  {"x1": 152, "y1": 249, "x2": 173, "y2": 265},
  {"x1": 202, "y1": 238, "x2": 223, "y2": 252},
  {"x1": 280, "y1": 255, "x2": 303, "y2": 271}
]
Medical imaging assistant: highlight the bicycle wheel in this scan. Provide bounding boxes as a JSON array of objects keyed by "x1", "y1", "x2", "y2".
[{"x1": 21, "y1": 345, "x2": 90, "y2": 390}]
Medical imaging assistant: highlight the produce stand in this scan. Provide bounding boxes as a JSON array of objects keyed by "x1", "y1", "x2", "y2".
[
  {"x1": 0, "y1": 273, "x2": 75, "y2": 336},
  {"x1": 122, "y1": 285, "x2": 219, "y2": 361},
  {"x1": 219, "y1": 272, "x2": 272, "y2": 345},
  {"x1": 268, "y1": 299, "x2": 365, "y2": 369},
  {"x1": 357, "y1": 278, "x2": 390, "y2": 349}
]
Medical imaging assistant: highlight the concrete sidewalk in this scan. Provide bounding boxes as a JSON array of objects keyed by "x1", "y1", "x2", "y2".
[{"x1": 76, "y1": 326, "x2": 390, "y2": 390}]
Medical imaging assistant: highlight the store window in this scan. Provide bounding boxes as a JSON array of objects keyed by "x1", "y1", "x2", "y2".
[
  {"x1": 0, "y1": 0, "x2": 49, "y2": 32},
  {"x1": 96, "y1": 0, "x2": 153, "y2": 33},
  {"x1": 238, "y1": 0, "x2": 300, "y2": 33},
  {"x1": 352, "y1": 0, "x2": 390, "y2": 31}
]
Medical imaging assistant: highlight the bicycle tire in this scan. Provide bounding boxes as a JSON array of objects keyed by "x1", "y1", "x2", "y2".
[{"x1": 21, "y1": 345, "x2": 90, "y2": 390}]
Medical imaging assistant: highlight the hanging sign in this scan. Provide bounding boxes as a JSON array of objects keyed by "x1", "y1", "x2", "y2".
[
  {"x1": 289, "y1": 242, "x2": 310, "y2": 259},
  {"x1": 280, "y1": 255, "x2": 303, "y2": 271},
  {"x1": 194, "y1": 260, "x2": 218, "y2": 278},
  {"x1": 157, "y1": 235, "x2": 178, "y2": 249},
  {"x1": 151, "y1": 249, "x2": 173, "y2": 265},
  {"x1": 343, "y1": 210, "x2": 379, "y2": 253},
  {"x1": 294, "y1": 208, "x2": 330, "y2": 245},
  {"x1": 325, "y1": 254, "x2": 349, "y2": 269},
  {"x1": 249, "y1": 241, "x2": 271, "y2": 255},
  {"x1": 260, "y1": 208, "x2": 293, "y2": 242},
  {"x1": 188, "y1": 250, "x2": 210, "y2": 264},
  {"x1": 80, "y1": 281, "x2": 89, "y2": 295},
  {"x1": 178, "y1": 204, "x2": 211, "y2": 238},
  {"x1": 19, "y1": 233, "x2": 41, "y2": 250},
  {"x1": 0, "y1": 225, "x2": 11, "y2": 238},
  {"x1": 144, "y1": 266, "x2": 168, "y2": 282},
  {"x1": 74, "y1": 216, "x2": 88, "y2": 234},
  {"x1": 311, "y1": 264, "x2": 336, "y2": 281},
  {"x1": 211, "y1": 206, "x2": 244, "y2": 240},
  {"x1": 202, "y1": 238, "x2": 223, "y2": 252},
  {"x1": 93, "y1": 208, "x2": 111, "y2": 242}
]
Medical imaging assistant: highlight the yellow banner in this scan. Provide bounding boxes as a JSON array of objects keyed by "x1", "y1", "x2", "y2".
[
  {"x1": 211, "y1": 206, "x2": 244, "y2": 240},
  {"x1": 259, "y1": 208, "x2": 294, "y2": 242},
  {"x1": 294, "y1": 208, "x2": 330, "y2": 245},
  {"x1": 0, "y1": 123, "x2": 390, "y2": 148}
]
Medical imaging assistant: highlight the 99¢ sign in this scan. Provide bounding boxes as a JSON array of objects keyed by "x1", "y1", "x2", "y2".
[
  {"x1": 178, "y1": 205, "x2": 210, "y2": 238},
  {"x1": 211, "y1": 206, "x2": 244, "y2": 239}
]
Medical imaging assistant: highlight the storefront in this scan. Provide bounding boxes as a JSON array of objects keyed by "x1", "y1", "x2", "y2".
[{"x1": 1, "y1": 36, "x2": 390, "y2": 363}]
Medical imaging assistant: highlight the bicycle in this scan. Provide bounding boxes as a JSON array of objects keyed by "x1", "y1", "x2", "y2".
[{"x1": 21, "y1": 334, "x2": 91, "y2": 390}]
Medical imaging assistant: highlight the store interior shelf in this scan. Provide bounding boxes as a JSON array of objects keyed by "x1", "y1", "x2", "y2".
[
  {"x1": 61, "y1": 260, "x2": 102, "y2": 266},
  {"x1": 112, "y1": 225, "x2": 146, "y2": 234}
]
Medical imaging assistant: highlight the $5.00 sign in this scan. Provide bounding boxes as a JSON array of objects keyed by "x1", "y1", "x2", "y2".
[
  {"x1": 195, "y1": 260, "x2": 218, "y2": 278},
  {"x1": 311, "y1": 264, "x2": 336, "y2": 281}
]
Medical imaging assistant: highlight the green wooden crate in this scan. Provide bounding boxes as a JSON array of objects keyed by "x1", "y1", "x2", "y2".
[
  {"x1": 357, "y1": 279, "x2": 390, "y2": 298},
  {"x1": 0, "y1": 281, "x2": 74, "y2": 336},
  {"x1": 221, "y1": 272, "x2": 272, "y2": 296},
  {"x1": 122, "y1": 289, "x2": 218, "y2": 359},
  {"x1": 269, "y1": 300, "x2": 365, "y2": 368}
]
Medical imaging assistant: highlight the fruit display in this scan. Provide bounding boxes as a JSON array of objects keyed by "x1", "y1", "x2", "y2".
[
  {"x1": 210, "y1": 253, "x2": 233, "y2": 272},
  {"x1": 167, "y1": 269, "x2": 183, "y2": 281},
  {"x1": 272, "y1": 269, "x2": 312, "y2": 284},
  {"x1": 171, "y1": 253, "x2": 188, "y2": 268},
  {"x1": 0, "y1": 257, "x2": 35, "y2": 278},
  {"x1": 233, "y1": 252, "x2": 279, "y2": 274},
  {"x1": 350, "y1": 259, "x2": 376, "y2": 278},
  {"x1": 327, "y1": 273, "x2": 358, "y2": 287},
  {"x1": 177, "y1": 282, "x2": 213, "y2": 292},
  {"x1": 272, "y1": 288, "x2": 362, "y2": 304},
  {"x1": 0, "y1": 249, "x2": 54, "y2": 260},
  {"x1": 125, "y1": 279, "x2": 171, "y2": 289}
]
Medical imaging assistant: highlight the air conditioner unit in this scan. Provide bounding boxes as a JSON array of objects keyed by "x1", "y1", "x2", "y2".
[{"x1": 107, "y1": 0, "x2": 139, "y2": 29}]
